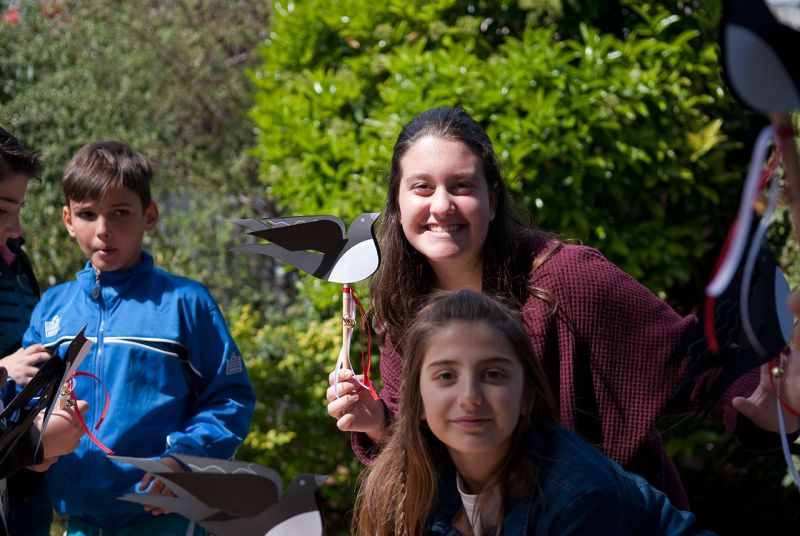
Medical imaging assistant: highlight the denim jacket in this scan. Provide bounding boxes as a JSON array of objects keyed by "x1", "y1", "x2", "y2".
[{"x1": 426, "y1": 420, "x2": 714, "y2": 535}]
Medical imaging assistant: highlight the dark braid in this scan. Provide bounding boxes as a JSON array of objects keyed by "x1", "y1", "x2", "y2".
[{"x1": 395, "y1": 450, "x2": 409, "y2": 536}]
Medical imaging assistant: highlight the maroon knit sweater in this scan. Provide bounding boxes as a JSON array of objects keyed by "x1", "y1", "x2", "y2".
[{"x1": 353, "y1": 242, "x2": 764, "y2": 510}]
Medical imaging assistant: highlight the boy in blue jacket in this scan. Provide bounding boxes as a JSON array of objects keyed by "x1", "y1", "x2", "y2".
[{"x1": 22, "y1": 140, "x2": 255, "y2": 535}]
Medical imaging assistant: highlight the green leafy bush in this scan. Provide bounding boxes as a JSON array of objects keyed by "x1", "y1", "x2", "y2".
[
  {"x1": 0, "y1": 0, "x2": 272, "y2": 306},
  {"x1": 250, "y1": 0, "x2": 752, "y2": 301}
]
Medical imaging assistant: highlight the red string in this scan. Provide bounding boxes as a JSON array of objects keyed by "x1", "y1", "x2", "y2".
[
  {"x1": 343, "y1": 287, "x2": 379, "y2": 401},
  {"x1": 68, "y1": 371, "x2": 115, "y2": 455}
]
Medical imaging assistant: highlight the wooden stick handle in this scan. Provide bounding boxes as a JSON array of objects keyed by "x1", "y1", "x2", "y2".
[{"x1": 342, "y1": 284, "x2": 354, "y2": 370}]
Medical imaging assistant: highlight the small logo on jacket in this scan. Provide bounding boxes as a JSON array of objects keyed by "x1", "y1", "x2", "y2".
[
  {"x1": 226, "y1": 353, "x2": 243, "y2": 375},
  {"x1": 44, "y1": 315, "x2": 61, "y2": 337}
]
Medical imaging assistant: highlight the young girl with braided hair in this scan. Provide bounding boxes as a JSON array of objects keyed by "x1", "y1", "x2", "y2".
[{"x1": 353, "y1": 289, "x2": 711, "y2": 535}]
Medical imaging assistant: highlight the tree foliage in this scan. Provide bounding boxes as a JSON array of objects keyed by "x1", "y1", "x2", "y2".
[
  {"x1": 0, "y1": 0, "x2": 274, "y2": 306},
  {"x1": 0, "y1": 0, "x2": 375, "y2": 525},
  {"x1": 250, "y1": 0, "x2": 756, "y2": 304}
]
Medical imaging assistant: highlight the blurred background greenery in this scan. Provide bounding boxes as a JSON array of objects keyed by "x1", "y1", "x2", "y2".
[{"x1": 1, "y1": 0, "x2": 798, "y2": 534}]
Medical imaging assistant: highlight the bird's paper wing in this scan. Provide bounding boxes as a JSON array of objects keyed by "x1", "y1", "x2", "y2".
[
  {"x1": 39, "y1": 328, "x2": 92, "y2": 443},
  {"x1": 721, "y1": 0, "x2": 800, "y2": 114},
  {"x1": 147, "y1": 472, "x2": 280, "y2": 517},
  {"x1": 249, "y1": 218, "x2": 345, "y2": 254},
  {"x1": 118, "y1": 492, "x2": 219, "y2": 522},
  {"x1": 115, "y1": 455, "x2": 222, "y2": 522},
  {"x1": 231, "y1": 243, "x2": 327, "y2": 278},
  {"x1": 61, "y1": 328, "x2": 92, "y2": 378},
  {"x1": 229, "y1": 219, "x2": 270, "y2": 233},
  {"x1": 0, "y1": 326, "x2": 91, "y2": 462},
  {"x1": 119, "y1": 493, "x2": 187, "y2": 510},
  {"x1": 110, "y1": 455, "x2": 180, "y2": 474},
  {"x1": 263, "y1": 215, "x2": 345, "y2": 232},
  {"x1": 0, "y1": 357, "x2": 63, "y2": 464},
  {"x1": 173, "y1": 454, "x2": 283, "y2": 489},
  {"x1": 112, "y1": 458, "x2": 224, "y2": 515}
]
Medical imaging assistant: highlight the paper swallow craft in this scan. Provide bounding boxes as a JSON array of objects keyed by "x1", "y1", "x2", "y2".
[
  {"x1": 114, "y1": 454, "x2": 325, "y2": 536},
  {"x1": 721, "y1": 0, "x2": 800, "y2": 115},
  {"x1": 231, "y1": 213, "x2": 381, "y2": 283},
  {"x1": 0, "y1": 327, "x2": 91, "y2": 466}
]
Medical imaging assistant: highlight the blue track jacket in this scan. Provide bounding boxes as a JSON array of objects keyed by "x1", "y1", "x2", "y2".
[{"x1": 22, "y1": 252, "x2": 255, "y2": 529}]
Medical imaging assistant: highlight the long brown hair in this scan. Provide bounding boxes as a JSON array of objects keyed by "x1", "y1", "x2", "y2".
[
  {"x1": 370, "y1": 106, "x2": 553, "y2": 343},
  {"x1": 353, "y1": 290, "x2": 557, "y2": 535}
]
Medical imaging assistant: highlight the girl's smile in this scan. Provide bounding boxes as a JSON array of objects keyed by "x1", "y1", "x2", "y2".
[
  {"x1": 419, "y1": 320, "x2": 525, "y2": 490},
  {"x1": 397, "y1": 136, "x2": 495, "y2": 289}
]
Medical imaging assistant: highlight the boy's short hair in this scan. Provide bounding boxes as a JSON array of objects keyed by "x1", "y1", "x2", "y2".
[
  {"x1": 63, "y1": 140, "x2": 152, "y2": 209},
  {"x1": 0, "y1": 126, "x2": 43, "y2": 181}
]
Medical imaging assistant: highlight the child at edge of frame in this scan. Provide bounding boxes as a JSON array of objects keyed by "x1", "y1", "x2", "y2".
[
  {"x1": 0, "y1": 126, "x2": 89, "y2": 536},
  {"x1": 21, "y1": 140, "x2": 256, "y2": 535}
]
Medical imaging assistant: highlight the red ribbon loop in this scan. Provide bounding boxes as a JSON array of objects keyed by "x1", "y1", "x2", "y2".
[
  {"x1": 343, "y1": 286, "x2": 379, "y2": 401},
  {"x1": 68, "y1": 371, "x2": 115, "y2": 455}
]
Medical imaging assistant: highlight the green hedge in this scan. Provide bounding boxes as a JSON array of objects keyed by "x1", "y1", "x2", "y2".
[{"x1": 250, "y1": 0, "x2": 752, "y2": 301}]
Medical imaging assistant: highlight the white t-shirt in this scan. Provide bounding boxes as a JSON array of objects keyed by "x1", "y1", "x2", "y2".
[{"x1": 456, "y1": 473, "x2": 500, "y2": 536}]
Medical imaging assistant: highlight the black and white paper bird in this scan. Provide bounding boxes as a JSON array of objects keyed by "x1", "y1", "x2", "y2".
[
  {"x1": 231, "y1": 213, "x2": 381, "y2": 284},
  {"x1": 231, "y1": 211, "x2": 382, "y2": 398},
  {"x1": 721, "y1": 0, "x2": 800, "y2": 115},
  {"x1": 0, "y1": 326, "x2": 92, "y2": 465},
  {"x1": 114, "y1": 454, "x2": 325, "y2": 536}
]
